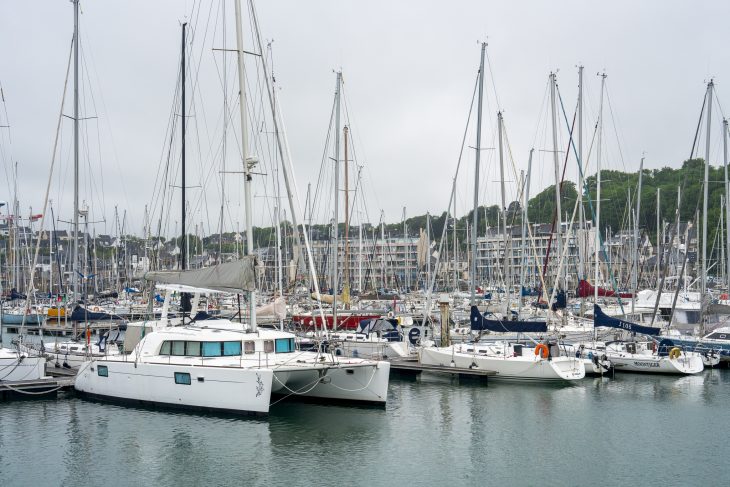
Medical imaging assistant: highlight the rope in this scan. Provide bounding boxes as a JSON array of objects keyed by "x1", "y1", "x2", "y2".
[{"x1": 0, "y1": 383, "x2": 64, "y2": 395}]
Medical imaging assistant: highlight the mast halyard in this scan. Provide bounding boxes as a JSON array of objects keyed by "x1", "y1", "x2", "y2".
[{"x1": 470, "y1": 42, "x2": 486, "y2": 306}]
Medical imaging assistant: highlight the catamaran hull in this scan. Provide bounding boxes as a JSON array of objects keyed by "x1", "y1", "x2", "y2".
[
  {"x1": 0, "y1": 353, "x2": 46, "y2": 382},
  {"x1": 75, "y1": 360, "x2": 273, "y2": 414},
  {"x1": 419, "y1": 348, "x2": 585, "y2": 382},
  {"x1": 273, "y1": 361, "x2": 390, "y2": 405}
]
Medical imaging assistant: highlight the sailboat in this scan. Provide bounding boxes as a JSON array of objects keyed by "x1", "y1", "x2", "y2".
[
  {"x1": 418, "y1": 45, "x2": 585, "y2": 383},
  {"x1": 74, "y1": 6, "x2": 390, "y2": 414}
]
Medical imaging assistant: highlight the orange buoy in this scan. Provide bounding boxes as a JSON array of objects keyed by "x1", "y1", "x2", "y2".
[{"x1": 534, "y1": 343, "x2": 549, "y2": 359}]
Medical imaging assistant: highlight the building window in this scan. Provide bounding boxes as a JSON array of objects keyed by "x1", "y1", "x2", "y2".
[
  {"x1": 244, "y1": 341, "x2": 255, "y2": 354},
  {"x1": 97, "y1": 365, "x2": 108, "y2": 377},
  {"x1": 263, "y1": 340, "x2": 275, "y2": 353},
  {"x1": 223, "y1": 341, "x2": 242, "y2": 356},
  {"x1": 174, "y1": 372, "x2": 191, "y2": 385}
]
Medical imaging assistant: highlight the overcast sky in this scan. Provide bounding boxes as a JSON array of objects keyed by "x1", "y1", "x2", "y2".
[{"x1": 1, "y1": 0, "x2": 729, "y2": 238}]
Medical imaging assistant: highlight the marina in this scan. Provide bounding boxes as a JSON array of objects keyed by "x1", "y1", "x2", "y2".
[{"x1": 3, "y1": 0, "x2": 730, "y2": 485}]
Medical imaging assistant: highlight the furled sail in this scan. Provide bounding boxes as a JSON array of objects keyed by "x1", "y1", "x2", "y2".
[
  {"x1": 593, "y1": 304, "x2": 660, "y2": 335},
  {"x1": 470, "y1": 306, "x2": 547, "y2": 333},
  {"x1": 144, "y1": 257, "x2": 257, "y2": 293}
]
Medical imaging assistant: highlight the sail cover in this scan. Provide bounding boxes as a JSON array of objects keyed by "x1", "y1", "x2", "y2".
[
  {"x1": 470, "y1": 306, "x2": 547, "y2": 333},
  {"x1": 593, "y1": 304, "x2": 660, "y2": 335},
  {"x1": 144, "y1": 257, "x2": 257, "y2": 293},
  {"x1": 577, "y1": 279, "x2": 633, "y2": 298}
]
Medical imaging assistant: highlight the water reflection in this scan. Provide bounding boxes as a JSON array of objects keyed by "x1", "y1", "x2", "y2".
[{"x1": 1, "y1": 369, "x2": 729, "y2": 486}]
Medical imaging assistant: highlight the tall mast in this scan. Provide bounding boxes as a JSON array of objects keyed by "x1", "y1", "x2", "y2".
[
  {"x1": 402, "y1": 207, "x2": 408, "y2": 292},
  {"x1": 522, "y1": 149, "x2": 534, "y2": 308},
  {"x1": 218, "y1": 1, "x2": 227, "y2": 262},
  {"x1": 426, "y1": 212, "x2": 431, "y2": 292},
  {"x1": 724, "y1": 118, "x2": 730, "y2": 290},
  {"x1": 594, "y1": 72, "x2": 606, "y2": 303},
  {"x1": 702, "y1": 81, "x2": 713, "y2": 303},
  {"x1": 343, "y1": 125, "x2": 350, "y2": 308},
  {"x1": 452, "y1": 182, "x2": 457, "y2": 291},
  {"x1": 234, "y1": 0, "x2": 256, "y2": 330},
  {"x1": 470, "y1": 42, "x2": 486, "y2": 305},
  {"x1": 181, "y1": 23, "x2": 187, "y2": 272},
  {"x1": 656, "y1": 188, "x2": 661, "y2": 285},
  {"x1": 632, "y1": 156, "x2": 644, "y2": 313},
  {"x1": 498, "y1": 111, "x2": 509, "y2": 311},
  {"x1": 550, "y1": 72, "x2": 562, "y2": 288},
  {"x1": 332, "y1": 71, "x2": 342, "y2": 325},
  {"x1": 72, "y1": 0, "x2": 80, "y2": 301},
  {"x1": 577, "y1": 65, "x2": 585, "y2": 315}
]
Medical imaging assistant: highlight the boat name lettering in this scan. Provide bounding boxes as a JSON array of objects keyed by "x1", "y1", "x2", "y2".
[{"x1": 633, "y1": 361, "x2": 659, "y2": 368}]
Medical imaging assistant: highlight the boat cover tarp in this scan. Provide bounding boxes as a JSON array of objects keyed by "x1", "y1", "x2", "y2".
[
  {"x1": 577, "y1": 279, "x2": 633, "y2": 298},
  {"x1": 470, "y1": 306, "x2": 547, "y2": 333},
  {"x1": 70, "y1": 305, "x2": 123, "y2": 322},
  {"x1": 593, "y1": 304, "x2": 661, "y2": 336},
  {"x1": 144, "y1": 257, "x2": 257, "y2": 293}
]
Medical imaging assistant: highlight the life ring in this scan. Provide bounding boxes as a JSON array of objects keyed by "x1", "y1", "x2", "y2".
[
  {"x1": 669, "y1": 347, "x2": 682, "y2": 360},
  {"x1": 408, "y1": 327, "x2": 421, "y2": 345},
  {"x1": 535, "y1": 343, "x2": 549, "y2": 359},
  {"x1": 93, "y1": 306, "x2": 100, "y2": 312}
]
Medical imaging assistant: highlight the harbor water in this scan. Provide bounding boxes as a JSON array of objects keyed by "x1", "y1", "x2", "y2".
[{"x1": 1, "y1": 369, "x2": 728, "y2": 486}]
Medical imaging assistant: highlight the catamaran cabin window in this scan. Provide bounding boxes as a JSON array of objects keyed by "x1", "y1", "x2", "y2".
[
  {"x1": 244, "y1": 341, "x2": 255, "y2": 354},
  {"x1": 97, "y1": 365, "x2": 108, "y2": 377},
  {"x1": 263, "y1": 340, "x2": 275, "y2": 353},
  {"x1": 186, "y1": 341, "x2": 201, "y2": 356},
  {"x1": 159, "y1": 341, "x2": 171, "y2": 355},
  {"x1": 223, "y1": 341, "x2": 242, "y2": 356},
  {"x1": 275, "y1": 338, "x2": 295, "y2": 353},
  {"x1": 202, "y1": 342, "x2": 222, "y2": 357},
  {"x1": 171, "y1": 341, "x2": 186, "y2": 356},
  {"x1": 174, "y1": 372, "x2": 191, "y2": 385}
]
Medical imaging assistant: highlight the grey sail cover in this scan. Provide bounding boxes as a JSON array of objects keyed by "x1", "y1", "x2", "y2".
[{"x1": 144, "y1": 257, "x2": 257, "y2": 293}]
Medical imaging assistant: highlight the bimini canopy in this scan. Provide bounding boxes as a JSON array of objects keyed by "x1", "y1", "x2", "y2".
[
  {"x1": 593, "y1": 304, "x2": 660, "y2": 336},
  {"x1": 144, "y1": 257, "x2": 257, "y2": 294},
  {"x1": 470, "y1": 306, "x2": 547, "y2": 333}
]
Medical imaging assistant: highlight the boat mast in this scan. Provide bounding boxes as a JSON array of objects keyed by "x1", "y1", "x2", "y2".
[
  {"x1": 426, "y1": 212, "x2": 431, "y2": 292},
  {"x1": 332, "y1": 71, "x2": 342, "y2": 326},
  {"x1": 234, "y1": 0, "x2": 256, "y2": 330},
  {"x1": 521, "y1": 149, "x2": 534, "y2": 310},
  {"x1": 702, "y1": 80, "x2": 713, "y2": 317},
  {"x1": 632, "y1": 156, "x2": 644, "y2": 313},
  {"x1": 72, "y1": 0, "x2": 80, "y2": 301},
  {"x1": 549, "y1": 72, "x2": 562, "y2": 290},
  {"x1": 594, "y1": 73, "x2": 606, "y2": 305},
  {"x1": 498, "y1": 111, "x2": 509, "y2": 312},
  {"x1": 181, "y1": 22, "x2": 187, "y2": 273},
  {"x1": 577, "y1": 65, "x2": 585, "y2": 316},
  {"x1": 725, "y1": 118, "x2": 730, "y2": 291},
  {"x1": 452, "y1": 182, "x2": 457, "y2": 291},
  {"x1": 470, "y1": 42, "x2": 486, "y2": 305},
  {"x1": 343, "y1": 125, "x2": 351, "y2": 308}
]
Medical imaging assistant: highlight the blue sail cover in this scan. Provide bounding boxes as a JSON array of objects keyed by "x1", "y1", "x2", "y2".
[
  {"x1": 593, "y1": 304, "x2": 661, "y2": 336},
  {"x1": 470, "y1": 306, "x2": 547, "y2": 333}
]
